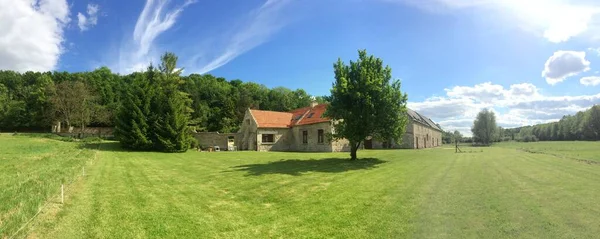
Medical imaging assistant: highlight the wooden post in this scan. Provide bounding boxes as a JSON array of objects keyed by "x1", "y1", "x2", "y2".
[{"x1": 61, "y1": 184, "x2": 64, "y2": 204}]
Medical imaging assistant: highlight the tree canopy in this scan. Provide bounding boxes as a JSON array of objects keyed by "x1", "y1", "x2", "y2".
[
  {"x1": 326, "y1": 50, "x2": 409, "y2": 160},
  {"x1": 0, "y1": 65, "x2": 316, "y2": 134},
  {"x1": 471, "y1": 109, "x2": 497, "y2": 145}
]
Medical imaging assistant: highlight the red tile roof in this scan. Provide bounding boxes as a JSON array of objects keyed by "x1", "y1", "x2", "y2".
[
  {"x1": 249, "y1": 110, "x2": 294, "y2": 128},
  {"x1": 294, "y1": 104, "x2": 330, "y2": 125},
  {"x1": 249, "y1": 104, "x2": 331, "y2": 128}
]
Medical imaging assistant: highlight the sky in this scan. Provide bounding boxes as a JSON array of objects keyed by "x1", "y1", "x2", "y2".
[{"x1": 1, "y1": 0, "x2": 600, "y2": 136}]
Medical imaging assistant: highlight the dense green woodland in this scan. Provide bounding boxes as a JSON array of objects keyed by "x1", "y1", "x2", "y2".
[
  {"x1": 0, "y1": 68, "x2": 324, "y2": 133},
  {"x1": 508, "y1": 105, "x2": 600, "y2": 142}
]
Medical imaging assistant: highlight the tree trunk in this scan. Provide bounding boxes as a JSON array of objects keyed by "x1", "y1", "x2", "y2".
[{"x1": 350, "y1": 141, "x2": 361, "y2": 160}]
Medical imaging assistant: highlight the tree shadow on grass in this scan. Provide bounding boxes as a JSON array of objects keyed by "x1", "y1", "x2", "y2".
[{"x1": 230, "y1": 158, "x2": 386, "y2": 176}]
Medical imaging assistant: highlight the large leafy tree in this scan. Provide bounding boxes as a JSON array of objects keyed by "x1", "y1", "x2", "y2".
[
  {"x1": 326, "y1": 50, "x2": 409, "y2": 160},
  {"x1": 471, "y1": 109, "x2": 497, "y2": 145},
  {"x1": 48, "y1": 80, "x2": 97, "y2": 131}
]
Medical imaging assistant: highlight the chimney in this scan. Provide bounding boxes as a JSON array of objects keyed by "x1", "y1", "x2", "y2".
[{"x1": 310, "y1": 96, "x2": 318, "y2": 108}]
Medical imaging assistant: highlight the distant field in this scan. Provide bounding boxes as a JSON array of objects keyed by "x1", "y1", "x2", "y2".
[{"x1": 3, "y1": 135, "x2": 600, "y2": 238}]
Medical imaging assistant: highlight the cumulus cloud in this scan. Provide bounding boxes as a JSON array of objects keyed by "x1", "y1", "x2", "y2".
[
  {"x1": 77, "y1": 4, "x2": 100, "y2": 31},
  {"x1": 0, "y1": 0, "x2": 70, "y2": 72},
  {"x1": 589, "y1": 47, "x2": 600, "y2": 56},
  {"x1": 580, "y1": 76, "x2": 600, "y2": 86},
  {"x1": 189, "y1": 0, "x2": 293, "y2": 74},
  {"x1": 542, "y1": 51, "x2": 590, "y2": 85},
  {"x1": 387, "y1": 0, "x2": 600, "y2": 43},
  {"x1": 409, "y1": 82, "x2": 600, "y2": 136}
]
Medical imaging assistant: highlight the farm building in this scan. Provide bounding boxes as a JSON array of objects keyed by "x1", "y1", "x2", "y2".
[
  {"x1": 364, "y1": 109, "x2": 443, "y2": 149},
  {"x1": 234, "y1": 102, "x2": 443, "y2": 152}
]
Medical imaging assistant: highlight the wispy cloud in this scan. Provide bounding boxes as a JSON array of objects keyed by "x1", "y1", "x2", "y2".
[
  {"x1": 117, "y1": 0, "x2": 196, "y2": 73},
  {"x1": 189, "y1": 0, "x2": 293, "y2": 74}
]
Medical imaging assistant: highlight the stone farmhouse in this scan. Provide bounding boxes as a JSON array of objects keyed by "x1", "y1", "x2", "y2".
[{"x1": 233, "y1": 102, "x2": 443, "y2": 152}]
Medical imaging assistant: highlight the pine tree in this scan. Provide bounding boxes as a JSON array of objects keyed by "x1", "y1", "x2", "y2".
[
  {"x1": 114, "y1": 69, "x2": 154, "y2": 150},
  {"x1": 150, "y1": 52, "x2": 192, "y2": 152}
]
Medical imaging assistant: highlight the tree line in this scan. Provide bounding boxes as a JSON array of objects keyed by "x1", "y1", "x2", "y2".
[
  {"x1": 0, "y1": 59, "x2": 324, "y2": 134},
  {"x1": 507, "y1": 105, "x2": 600, "y2": 142},
  {"x1": 448, "y1": 106, "x2": 600, "y2": 146}
]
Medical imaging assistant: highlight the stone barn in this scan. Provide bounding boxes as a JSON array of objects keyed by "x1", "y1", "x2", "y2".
[{"x1": 364, "y1": 109, "x2": 443, "y2": 149}]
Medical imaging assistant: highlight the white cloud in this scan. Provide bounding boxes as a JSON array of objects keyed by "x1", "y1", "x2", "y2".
[
  {"x1": 589, "y1": 47, "x2": 600, "y2": 56},
  {"x1": 388, "y1": 0, "x2": 600, "y2": 43},
  {"x1": 409, "y1": 82, "x2": 600, "y2": 136},
  {"x1": 116, "y1": 0, "x2": 196, "y2": 73},
  {"x1": 189, "y1": 0, "x2": 293, "y2": 74},
  {"x1": 580, "y1": 76, "x2": 600, "y2": 86},
  {"x1": 77, "y1": 4, "x2": 100, "y2": 31},
  {"x1": 0, "y1": 0, "x2": 70, "y2": 72},
  {"x1": 542, "y1": 51, "x2": 590, "y2": 85}
]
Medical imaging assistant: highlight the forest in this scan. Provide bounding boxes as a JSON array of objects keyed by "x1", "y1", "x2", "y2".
[
  {"x1": 0, "y1": 67, "x2": 325, "y2": 133},
  {"x1": 508, "y1": 105, "x2": 600, "y2": 142}
]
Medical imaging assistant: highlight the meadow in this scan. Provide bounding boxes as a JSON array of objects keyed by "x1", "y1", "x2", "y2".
[{"x1": 2, "y1": 134, "x2": 600, "y2": 238}]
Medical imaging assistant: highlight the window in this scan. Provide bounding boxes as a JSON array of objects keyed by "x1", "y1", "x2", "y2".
[
  {"x1": 307, "y1": 113, "x2": 314, "y2": 118},
  {"x1": 318, "y1": 129, "x2": 324, "y2": 143},
  {"x1": 302, "y1": 130, "x2": 308, "y2": 144},
  {"x1": 262, "y1": 134, "x2": 274, "y2": 143},
  {"x1": 245, "y1": 119, "x2": 250, "y2": 125}
]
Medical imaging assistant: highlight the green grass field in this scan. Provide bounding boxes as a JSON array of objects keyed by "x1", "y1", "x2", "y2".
[{"x1": 2, "y1": 134, "x2": 600, "y2": 238}]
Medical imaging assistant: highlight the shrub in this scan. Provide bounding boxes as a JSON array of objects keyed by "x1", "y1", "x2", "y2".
[{"x1": 189, "y1": 137, "x2": 199, "y2": 149}]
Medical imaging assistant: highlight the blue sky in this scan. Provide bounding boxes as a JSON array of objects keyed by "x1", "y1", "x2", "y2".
[{"x1": 2, "y1": 0, "x2": 600, "y2": 135}]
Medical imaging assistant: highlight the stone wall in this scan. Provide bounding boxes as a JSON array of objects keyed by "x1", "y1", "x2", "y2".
[
  {"x1": 193, "y1": 132, "x2": 238, "y2": 150},
  {"x1": 369, "y1": 121, "x2": 442, "y2": 149},
  {"x1": 256, "y1": 128, "x2": 292, "y2": 151},
  {"x1": 56, "y1": 127, "x2": 114, "y2": 138},
  {"x1": 291, "y1": 122, "x2": 334, "y2": 152},
  {"x1": 411, "y1": 121, "x2": 442, "y2": 149},
  {"x1": 237, "y1": 109, "x2": 259, "y2": 151}
]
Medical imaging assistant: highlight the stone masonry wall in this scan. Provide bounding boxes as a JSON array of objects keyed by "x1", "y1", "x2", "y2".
[
  {"x1": 257, "y1": 128, "x2": 292, "y2": 151},
  {"x1": 194, "y1": 132, "x2": 238, "y2": 150}
]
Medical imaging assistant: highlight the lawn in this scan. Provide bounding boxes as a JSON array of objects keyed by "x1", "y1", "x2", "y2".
[
  {"x1": 3, "y1": 135, "x2": 600, "y2": 238},
  {"x1": 0, "y1": 134, "x2": 95, "y2": 238},
  {"x1": 497, "y1": 141, "x2": 600, "y2": 163}
]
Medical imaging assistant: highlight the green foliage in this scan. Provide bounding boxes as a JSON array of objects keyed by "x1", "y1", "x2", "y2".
[
  {"x1": 0, "y1": 64, "x2": 316, "y2": 134},
  {"x1": 511, "y1": 105, "x2": 600, "y2": 142},
  {"x1": 151, "y1": 53, "x2": 192, "y2": 152},
  {"x1": 115, "y1": 53, "x2": 192, "y2": 152},
  {"x1": 471, "y1": 109, "x2": 497, "y2": 145},
  {"x1": 114, "y1": 71, "x2": 154, "y2": 150},
  {"x1": 326, "y1": 50, "x2": 409, "y2": 160}
]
